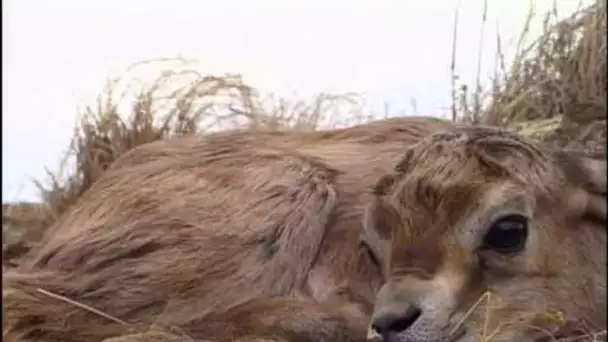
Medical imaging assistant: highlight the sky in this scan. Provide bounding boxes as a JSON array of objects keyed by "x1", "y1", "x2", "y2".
[{"x1": 2, "y1": 0, "x2": 589, "y2": 202}]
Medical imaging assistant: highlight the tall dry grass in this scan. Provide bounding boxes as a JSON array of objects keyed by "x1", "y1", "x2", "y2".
[
  {"x1": 454, "y1": 0, "x2": 606, "y2": 154},
  {"x1": 31, "y1": 60, "x2": 368, "y2": 228}
]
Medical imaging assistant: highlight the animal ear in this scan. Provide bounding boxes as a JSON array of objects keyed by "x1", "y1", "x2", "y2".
[
  {"x1": 362, "y1": 196, "x2": 400, "y2": 270},
  {"x1": 373, "y1": 174, "x2": 397, "y2": 196},
  {"x1": 555, "y1": 150, "x2": 606, "y2": 223},
  {"x1": 363, "y1": 196, "x2": 399, "y2": 242},
  {"x1": 556, "y1": 150, "x2": 606, "y2": 194}
]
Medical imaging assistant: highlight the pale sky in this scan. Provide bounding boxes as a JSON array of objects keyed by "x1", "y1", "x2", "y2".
[{"x1": 2, "y1": 0, "x2": 588, "y2": 202}]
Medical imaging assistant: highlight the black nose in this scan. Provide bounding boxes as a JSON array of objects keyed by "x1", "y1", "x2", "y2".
[{"x1": 371, "y1": 305, "x2": 422, "y2": 335}]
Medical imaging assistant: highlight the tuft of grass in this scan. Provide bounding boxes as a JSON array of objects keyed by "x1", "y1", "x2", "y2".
[
  {"x1": 450, "y1": 291, "x2": 605, "y2": 342},
  {"x1": 33, "y1": 58, "x2": 367, "y2": 228},
  {"x1": 2, "y1": 202, "x2": 48, "y2": 266},
  {"x1": 453, "y1": 0, "x2": 606, "y2": 154}
]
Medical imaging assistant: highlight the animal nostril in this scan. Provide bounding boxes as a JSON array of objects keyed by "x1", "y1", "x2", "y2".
[{"x1": 371, "y1": 305, "x2": 423, "y2": 335}]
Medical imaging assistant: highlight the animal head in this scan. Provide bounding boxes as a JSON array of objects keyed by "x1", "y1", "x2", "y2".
[{"x1": 363, "y1": 126, "x2": 606, "y2": 342}]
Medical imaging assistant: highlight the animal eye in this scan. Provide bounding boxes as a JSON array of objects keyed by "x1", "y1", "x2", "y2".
[
  {"x1": 483, "y1": 214, "x2": 528, "y2": 253},
  {"x1": 360, "y1": 241, "x2": 381, "y2": 268}
]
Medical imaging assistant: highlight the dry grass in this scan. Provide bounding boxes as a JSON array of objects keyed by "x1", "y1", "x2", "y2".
[
  {"x1": 2, "y1": 202, "x2": 48, "y2": 266},
  {"x1": 446, "y1": 290, "x2": 607, "y2": 342},
  {"x1": 2, "y1": 1, "x2": 606, "y2": 341},
  {"x1": 454, "y1": 0, "x2": 606, "y2": 154},
  {"x1": 32, "y1": 60, "x2": 368, "y2": 227}
]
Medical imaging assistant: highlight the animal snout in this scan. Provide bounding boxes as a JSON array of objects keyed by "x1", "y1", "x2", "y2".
[{"x1": 370, "y1": 303, "x2": 422, "y2": 336}]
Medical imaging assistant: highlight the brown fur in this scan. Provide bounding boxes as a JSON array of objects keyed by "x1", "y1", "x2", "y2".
[
  {"x1": 5, "y1": 118, "x2": 604, "y2": 342},
  {"x1": 3, "y1": 117, "x2": 456, "y2": 342},
  {"x1": 365, "y1": 125, "x2": 606, "y2": 341}
]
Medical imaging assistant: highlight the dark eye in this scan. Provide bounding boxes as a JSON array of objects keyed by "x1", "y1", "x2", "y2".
[
  {"x1": 483, "y1": 214, "x2": 528, "y2": 253},
  {"x1": 360, "y1": 241, "x2": 381, "y2": 268}
]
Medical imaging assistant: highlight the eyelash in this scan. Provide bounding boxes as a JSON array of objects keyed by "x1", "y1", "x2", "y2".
[{"x1": 360, "y1": 241, "x2": 381, "y2": 268}]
